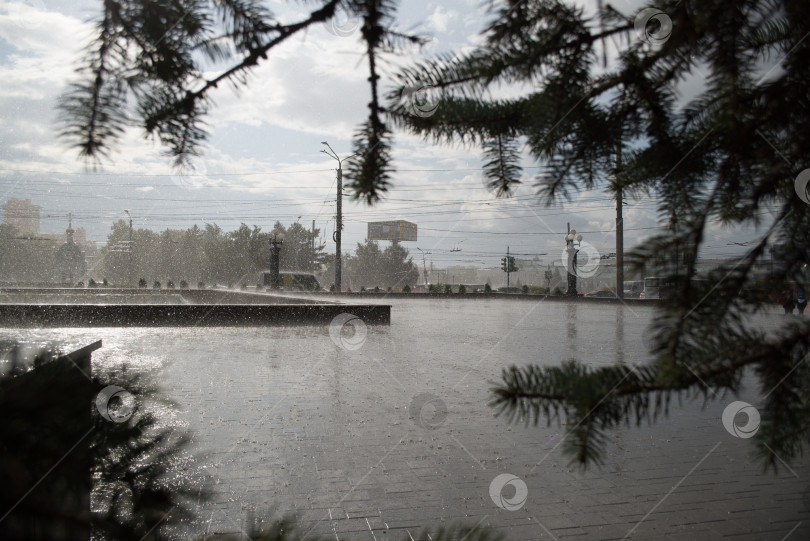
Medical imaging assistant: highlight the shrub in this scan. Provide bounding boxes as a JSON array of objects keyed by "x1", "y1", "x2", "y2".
[
  {"x1": 484, "y1": 283, "x2": 492, "y2": 293},
  {"x1": 522, "y1": 284, "x2": 529, "y2": 294},
  {"x1": 360, "y1": 287, "x2": 366, "y2": 292},
  {"x1": 227, "y1": 282, "x2": 233, "y2": 289},
  {"x1": 552, "y1": 286, "x2": 562, "y2": 296},
  {"x1": 197, "y1": 281, "x2": 205, "y2": 289},
  {"x1": 102, "y1": 278, "x2": 108, "y2": 286},
  {"x1": 180, "y1": 280, "x2": 189, "y2": 289},
  {"x1": 373, "y1": 286, "x2": 381, "y2": 293},
  {"x1": 240, "y1": 283, "x2": 247, "y2": 290},
  {"x1": 153, "y1": 280, "x2": 161, "y2": 289},
  {"x1": 167, "y1": 280, "x2": 176, "y2": 289},
  {"x1": 458, "y1": 284, "x2": 466, "y2": 294},
  {"x1": 444, "y1": 284, "x2": 452, "y2": 294},
  {"x1": 88, "y1": 278, "x2": 97, "y2": 288},
  {"x1": 256, "y1": 283, "x2": 263, "y2": 290},
  {"x1": 75, "y1": 281, "x2": 84, "y2": 288},
  {"x1": 329, "y1": 283, "x2": 335, "y2": 292},
  {"x1": 138, "y1": 278, "x2": 147, "y2": 288},
  {"x1": 403, "y1": 284, "x2": 411, "y2": 293}
]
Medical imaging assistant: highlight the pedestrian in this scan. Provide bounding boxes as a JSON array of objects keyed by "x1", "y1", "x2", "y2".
[
  {"x1": 797, "y1": 291, "x2": 808, "y2": 315},
  {"x1": 781, "y1": 288, "x2": 796, "y2": 315}
]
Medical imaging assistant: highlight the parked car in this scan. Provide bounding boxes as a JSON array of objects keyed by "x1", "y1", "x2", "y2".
[
  {"x1": 585, "y1": 290, "x2": 618, "y2": 298},
  {"x1": 260, "y1": 271, "x2": 321, "y2": 291}
]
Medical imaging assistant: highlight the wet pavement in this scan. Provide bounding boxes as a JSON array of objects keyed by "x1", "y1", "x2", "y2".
[{"x1": 4, "y1": 297, "x2": 809, "y2": 540}]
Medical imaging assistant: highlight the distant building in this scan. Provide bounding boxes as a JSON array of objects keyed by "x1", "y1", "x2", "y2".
[
  {"x1": 41, "y1": 227, "x2": 87, "y2": 245},
  {"x1": 1, "y1": 198, "x2": 41, "y2": 235},
  {"x1": 54, "y1": 216, "x2": 86, "y2": 284}
]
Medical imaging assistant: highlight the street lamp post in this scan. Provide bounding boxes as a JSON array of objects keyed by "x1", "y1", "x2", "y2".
[
  {"x1": 321, "y1": 141, "x2": 359, "y2": 293},
  {"x1": 124, "y1": 209, "x2": 133, "y2": 287},
  {"x1": 565, "y1": 229, "x2": 583, "y2": 296},
  {"x1": 269, "y1": 232, "x2": 285, "y2": 289},
  {"x1": 417, "y1": 247, "x2": 431, "y2": 291}
]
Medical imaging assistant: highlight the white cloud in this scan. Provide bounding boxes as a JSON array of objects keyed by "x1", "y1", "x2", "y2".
[{"x1": 427, "y1": 6, "x2": 457, "y2": 33}]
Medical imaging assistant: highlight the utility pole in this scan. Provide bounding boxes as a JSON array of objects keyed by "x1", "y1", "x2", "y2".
[
  {"x1": 507, "y1": 246, "x2": 510, "y2": 289},
  {"x1": 616, "y1": 140, "x2": 624, "y2": 299},
  {"x1": 321, "y1": 142, "x2": 358, "y2": 293},
  {"x1": 417, "y1": 247, "x2": 431, "y2": 291},
  {"x1": 311, "y1": 219, "x2": 316, "y2": 269},
  {"x1": 124, "y1": 209, "x2": 133, "y2": 287}
]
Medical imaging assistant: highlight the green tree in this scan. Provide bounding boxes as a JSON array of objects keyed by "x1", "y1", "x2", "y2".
[
  {"x1": 380, "y1": 241, "x2": 419, "y2": 289},
  {"x1": 273, "y1": 221, "x2": 324, "y2": 272},
  {"x1": 345, "y1": 239, "x2": 383, "y2": 289},
  {"x1": 391, "y1": 0, "x2": 810, "y2": 470}
]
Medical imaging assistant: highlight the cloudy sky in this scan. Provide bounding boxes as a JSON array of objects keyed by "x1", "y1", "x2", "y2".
[{"x1": 0, "y1": 0, "x2": 770, "y2": 270}]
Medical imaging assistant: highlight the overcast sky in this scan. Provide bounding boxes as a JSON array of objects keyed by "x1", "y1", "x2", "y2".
[{"x1": 0, "y1": 0, "x2": 771, "y2": 269}]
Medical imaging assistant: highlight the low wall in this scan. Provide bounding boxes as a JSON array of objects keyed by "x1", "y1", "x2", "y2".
[
  {"x1": 0, "y1": 303, "x2": 390, "y2": 327},
  {"x1": 0, "y1": 288, "x2": 389, "y2": 326}
]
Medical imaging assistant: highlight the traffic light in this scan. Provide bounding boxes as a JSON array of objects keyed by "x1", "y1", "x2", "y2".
[
  {"x1": 501, "y1": 257, "x2": 508, "y2": 272},
  {"x1": 508, "y1": 256, "x2": 518, "y2": 272}
]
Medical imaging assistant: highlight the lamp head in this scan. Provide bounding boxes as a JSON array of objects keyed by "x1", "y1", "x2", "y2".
[{"x1": 576, "y1": 234, "x2": 583, "y2": 242}]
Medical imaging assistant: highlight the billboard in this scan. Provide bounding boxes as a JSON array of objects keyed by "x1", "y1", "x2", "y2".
[{"x1": 367, "y1": 220, "x2": 417, "y2": 242}]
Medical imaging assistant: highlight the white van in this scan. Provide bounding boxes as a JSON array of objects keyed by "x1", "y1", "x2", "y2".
[
  {"x1": 623, "y1": 280, "x2": 644, "y2": 298},
  {"x1": 640, "y1": 277, "x2": 664, "y2": 299}
]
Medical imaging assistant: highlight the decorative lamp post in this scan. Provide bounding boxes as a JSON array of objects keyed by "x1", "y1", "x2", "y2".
[
  {"x1": 269, "y1": 232, "x2": 285, "y2": 289},
  {"x1": 565, "y1": 230, "x2": 583, "y2": 296}
]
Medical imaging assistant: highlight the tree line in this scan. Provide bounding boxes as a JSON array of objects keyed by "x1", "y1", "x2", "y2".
[
  {"x1": 100, "y1": 221, "x2": 420, "y2": 290},
  {"x1": 100, "y1": 220, "x2": 325, "y2": 286}
]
